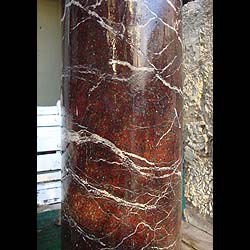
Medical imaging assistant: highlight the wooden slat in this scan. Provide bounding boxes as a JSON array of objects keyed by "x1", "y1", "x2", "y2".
[
  {"x1": 37, "y1": 187, "x2": 61, "y2": 205},
  {"x1": 37, "y1": 114, "x2": 60, "y2": 127},
  {"x1": 37, "y1": 106, "x2": 59, "y2": 115},
  {"x1": 37, "y1": 127, "x2": 61, "y2": 152},
  {"x1": 37, "y1": 102, "x2": 62, "y2": 207},
  {"x1": 37, "y1": 182, "x2": 61, "y2": 207},
  {"x1": 37, "y1": 152, "x2": 61, "y2": 172},
  {"x1": 37, "y1": 171, "x2": 61, "y2": 183},
  {"x1": 37, "y1": 181, "x2": 61, "y2": 191},
  {"x1": 181, "y1": 242, "x2": 195, "y2": 250},
  {"x1": 37, "y1": 203, "x2": 61, "y2": 213}
]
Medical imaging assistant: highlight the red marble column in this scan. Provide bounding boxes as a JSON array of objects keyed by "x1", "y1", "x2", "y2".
[{"x1": 61, "y1": 1, "x2": 183, "y2": 249}]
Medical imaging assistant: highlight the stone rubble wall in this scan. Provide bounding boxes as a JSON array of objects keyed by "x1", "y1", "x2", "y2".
[{"x1": 182, "y1": 0, "x2": 213, "y2": 217}]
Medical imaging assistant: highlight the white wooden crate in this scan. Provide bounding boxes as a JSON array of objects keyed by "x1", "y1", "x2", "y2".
[{"x1": 37, "y1": 100, "x2": 61, "y2": 211}]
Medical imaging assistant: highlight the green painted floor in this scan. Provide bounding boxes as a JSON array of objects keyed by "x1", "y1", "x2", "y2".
[{"x1": 37, "y1": 210, "x2": 61, "y2": 250}]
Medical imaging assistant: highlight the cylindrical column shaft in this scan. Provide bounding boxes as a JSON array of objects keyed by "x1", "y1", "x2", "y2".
[{"x1": 61, "y1": 0, "x2": 183, "y2": 249}]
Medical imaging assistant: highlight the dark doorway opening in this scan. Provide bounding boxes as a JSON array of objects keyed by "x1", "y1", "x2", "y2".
[{"x1": 183, "y1": 0, "x2": 194, "y2": 6}]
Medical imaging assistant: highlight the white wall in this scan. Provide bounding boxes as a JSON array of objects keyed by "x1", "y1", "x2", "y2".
[{"x1": 37, "y1": 0, "x2": 62, "y2": 106}]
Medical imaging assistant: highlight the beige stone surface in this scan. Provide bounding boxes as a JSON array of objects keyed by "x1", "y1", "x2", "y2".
[
  {"x1": 181, "y1": 221, "x2": 213, "y2": 250},
  {"x1": 182, "y1": 0, "x2": 213, "y2": 217}
]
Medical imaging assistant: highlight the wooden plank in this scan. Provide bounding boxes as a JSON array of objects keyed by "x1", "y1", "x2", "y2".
[
  {"x1": 37, "y1": 171, "x2": 61, "y2": 183},
  {"x1": 37, "y1": 203, "x2": 61, "y2": 213},
  {"x1": 37, "y1": 114, "x2": 60, "y2": 127},
  {"x1": 37, "y1": 126, "x2": 61, "y2": 152},
  {"x1": 37, "y1": 152, "x2": 61, "y2": 172},
  {"x1": 182, "y1": 221, "x2": 213, "y2": 250},
  {"x1": 37, "y1": 106, "x2": 59, "y2": 115},
  {"x1": 181, "y1": 242, "x2": 195, "y2": 250},
  {"x1": 37, "y1": 181, "x2": 61, "y2": 191},
  {"x1": 37, "y1": 187, "x2": 61, "y2": 205}
]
